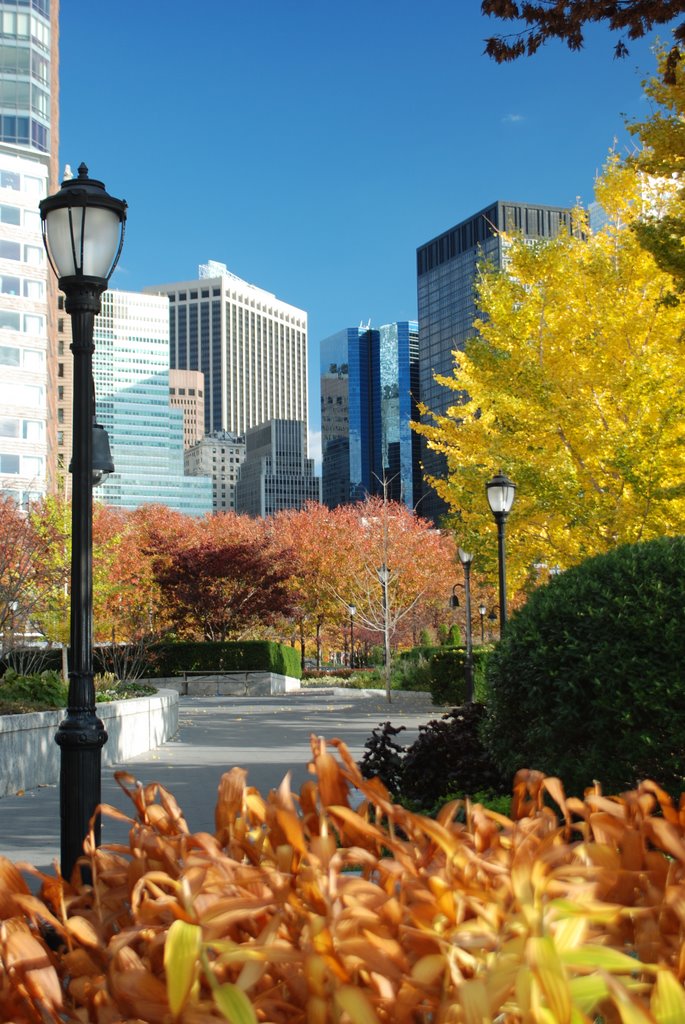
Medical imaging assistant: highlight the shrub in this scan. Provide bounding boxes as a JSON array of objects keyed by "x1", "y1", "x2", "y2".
[
  {"x1": 389, "y1": 653, "x2": 432, "y2": 692},
  {"x1": 483, "y1": 535, "x2": 685, "y2": 797},
  {"x1": 144, "y1": 640, "x2": 302, "y2": 679},
  {"x1": 400, "y1": 703, "x2": 506, "y2": 807},
  {"x1": 0, "y1": 668, "x2": 67, "y2": 709},
  {"x1": 1, "y1": 748, "x2": 684, "y2": 1023},
  {"x1": 358, "y1": 720, "x2": 407, "y2": 793}
]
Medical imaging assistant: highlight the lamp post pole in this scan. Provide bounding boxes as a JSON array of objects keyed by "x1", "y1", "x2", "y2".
[
  {"x1": 458, "y1": 548, "x2": 474, "y2": 702},
  {"x1": 486, "y1": 471, "x2": 516, "y2": 637},
  {"x1": 478, "y1": 603, "x2": 486, "y2": 644},
  {"x1": 40, "y1": 164, "x2": 126, "y2": 881},
  {"x1": 348, "y1": 604, "x2": 356, "y2": 668}
]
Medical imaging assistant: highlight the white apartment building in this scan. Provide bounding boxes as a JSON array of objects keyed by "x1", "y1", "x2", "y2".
[
  {"x1": 0, "y1": 149, "x2": 50, "y2": 505},
  {"x1": 144, "y1": 260, "x2": 308, "y2": 437}
]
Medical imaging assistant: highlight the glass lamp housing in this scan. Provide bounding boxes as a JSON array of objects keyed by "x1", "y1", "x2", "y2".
[
  {"x1": 486, "y1": 471, "x2": 516, "y2": 516},
  {"x1": 39, "y1": 163, "x2": 127, "y2": 283}
]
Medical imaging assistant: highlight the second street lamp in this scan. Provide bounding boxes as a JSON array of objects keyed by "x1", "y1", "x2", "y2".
[
  {"x1": 458, "y1": 547, "x2": 474, "y2": 702},
  {"x1": 40, "y1": 163, "x2": 127, "y2": 881},
  {"x1": 348, "y1": 603, "x2": 356, "y2": 668},
  {"x1": 478, "y1": 603, "x2": 487, "y2": 644},
  {"x1": 486, "y1": 470, "x2": 516, "y2": 636}
]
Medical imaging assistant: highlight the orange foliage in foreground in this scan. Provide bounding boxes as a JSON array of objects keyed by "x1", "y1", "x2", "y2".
[{"x1": 1, "y1": 744, "x2": 685, "y2": 1023}]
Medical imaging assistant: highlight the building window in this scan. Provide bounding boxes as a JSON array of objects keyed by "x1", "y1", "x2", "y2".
[
  {"x1": 0, "y1": 453, "x2": 20, "y2": 474},
  {"x1": 58, "y1": 363, "x2": 64, "y2": 378}
]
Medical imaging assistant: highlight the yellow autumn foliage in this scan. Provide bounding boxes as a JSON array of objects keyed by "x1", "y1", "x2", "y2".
[{"x1": 414, "y1": 160, "x2": 685, "y2": 590}]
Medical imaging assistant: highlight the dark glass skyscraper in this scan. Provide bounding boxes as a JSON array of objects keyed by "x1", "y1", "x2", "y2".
[
  {"x1": 416, "y1": 201, "x2": 572, "y2": 523},
  {"x1": 320, "y1": 321, "x2": 420, "y2": 509}
]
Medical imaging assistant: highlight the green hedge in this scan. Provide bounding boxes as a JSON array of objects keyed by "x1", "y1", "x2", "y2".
[
  {"x1": 429, "y1": 647, "x2": 491, "y2": 705},
  {"x1": 145, "y1": 640, "x2": 302, "y2": 679}
]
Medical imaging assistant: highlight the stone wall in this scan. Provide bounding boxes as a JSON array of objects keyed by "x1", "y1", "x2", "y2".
[
  {"x1": 145, "y1": 672, "x2": 301, "y2": 697},
  {"x1": 0, "y1": 689, "x2": 178, "y2": 798}
]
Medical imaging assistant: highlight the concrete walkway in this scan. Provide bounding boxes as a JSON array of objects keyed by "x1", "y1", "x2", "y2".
[{"x1": 0, "y1": 688, "x2": 440, "y2": 873}]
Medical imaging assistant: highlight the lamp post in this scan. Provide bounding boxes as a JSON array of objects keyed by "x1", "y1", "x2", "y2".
[
  {"x1": 478, "y1": 603, "x2": 487, "y2": 644},
  {"x1": 348, "y1": 604, "x2": 356, "y2": 668},
  {"x1": 376, "y1": 563, "x2": 391, "y2": 699},
  {"x1": 486, "y1": 470, "x2": 516, "y2": 637},
  {"x1": 458, "y1": 547, "x2": 474, "y2": 702},
  {"x1": 40, "y1": 164, "x2": 126, "y2": 880}
]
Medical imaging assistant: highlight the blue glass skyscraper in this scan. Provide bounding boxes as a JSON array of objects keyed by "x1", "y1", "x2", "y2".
[{"x1": 320, "y1": 321, "x2": 419, "y2": 509}]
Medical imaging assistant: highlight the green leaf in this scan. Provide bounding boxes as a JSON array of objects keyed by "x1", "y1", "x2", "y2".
[
  {"x1": 164, "y1": 919, "x2": 202, "y2": 1018},
  {"x1": 213, "y1": 982, "x2": 259, "y2": 1024},
  {"x1": 651, "y1": 968, "x2": 685, "y2": 1024}
]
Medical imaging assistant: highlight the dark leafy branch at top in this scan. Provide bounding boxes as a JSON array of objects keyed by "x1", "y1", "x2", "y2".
[{"x1": 481, "y1": 1, "x2": 685, "y2": 77}]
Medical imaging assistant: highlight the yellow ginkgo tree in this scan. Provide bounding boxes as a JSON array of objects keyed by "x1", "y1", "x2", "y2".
[{"x1": 414, "y1": 160, "x2": 685, "y2": 590}]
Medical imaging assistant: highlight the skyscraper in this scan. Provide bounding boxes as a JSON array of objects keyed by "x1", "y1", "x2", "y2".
[
  {"x1": 144, "y1": 260, "x2": 308, "y2": 438},
  {"x1": 416, "y1": 200, "x2": 572, "y2": 523},
  {"x1": 93, "y1": 289, "x2": 212, "y2": 516},
  {"x1": 0, "y1": 0, "x2": 59, "y2": 507},
  {"x1": 234, "y1": 419, "x2": 320, "y2": 518},
  {"x1": 319, "y1": 321, "x2": 420, "y2": 509}
]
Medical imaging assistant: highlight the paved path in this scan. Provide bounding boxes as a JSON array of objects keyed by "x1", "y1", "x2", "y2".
[{"x1": 0, "y1": 688, "x2": 440, "y2": 873}]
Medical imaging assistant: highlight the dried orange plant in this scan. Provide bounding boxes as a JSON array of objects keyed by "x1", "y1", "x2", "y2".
[{"x1": 1, "y1": 738, "x2": 685, "y2": 1023}]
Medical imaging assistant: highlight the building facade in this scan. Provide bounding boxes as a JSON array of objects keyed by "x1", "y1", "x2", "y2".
[
  {"x1": 234, "y1": 419, "x2": 320, "y2": 518},
  {"x1": 169, "y1": 368, "x2": 205, "y2": 449},
  {"x1": 416, "y1": 200, "x2": 572, "y2": 523},
  {"x1": 93, "y1": 289, "x2": 212, "y2": 516},
  {"x1": 144, "y1": 260, "x2": 308, "y2": 438},
  {"x1": 0, "y1": 0, "x2": 59, "y2": 507},
  {"x1": 320, "y1": 322, "x2": 420, "y2": 509},
  {"x1": 185, "y1": 430, "x2": 245, "y2": 514}
]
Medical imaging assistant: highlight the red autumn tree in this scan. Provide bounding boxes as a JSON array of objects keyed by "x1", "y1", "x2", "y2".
[{"x1": 149, "y1": 512, "x2": 297, "y2": 641}]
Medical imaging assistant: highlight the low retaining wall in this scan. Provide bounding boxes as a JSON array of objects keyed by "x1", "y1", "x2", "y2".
[
  {"x1": 145, "y1": 672, "x2": 301, "y2": 697},
  {"x1": 0, "y1": 689, "x2": 178, "y2": 798}
]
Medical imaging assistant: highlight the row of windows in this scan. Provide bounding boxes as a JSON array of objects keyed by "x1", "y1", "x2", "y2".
[
  {"x1": 0, "y1": 168, "x2": 44, "y2": 194},
  {"x1": 0, "y1": 113, "x2": 48, "y2": 151},
  {"x1": 0, "y1": 309, "x2": 45, "y2": 334},
  {"x1": 0, "y1": 273, "x2": 43, "y2": 298},
  {"x1": 0, "y1": 380, "x2": 44, "y2": 405},
  {"x1": 0, "y1": 342, "x2": 43, "y2": 368},
  {"x1": 0, "y1": 42, "x2": 49, "y2": 84},
  {"x1": 0, "y1": 415, "x2": 43, "y2": 439},
  {"x1": 0, "y1": 239, "x2": 43, "y2": 264},
  {"x1": 170, "y1": 386, "x2": 202, "y2": 397},
  {"x1": 0, "y1": 450, "x2": 44, "y2": 476}
]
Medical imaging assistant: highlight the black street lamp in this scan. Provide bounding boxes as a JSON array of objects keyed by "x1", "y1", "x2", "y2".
[
  {"x1": 458, "y1": 547, "x2": 474, "y2": 702},
  {"x1": 478, "y1": 603, "x2": 487, "y2": 644},
  {"x1": 486, "y1": 471, "x2": 516, "y2": 636},
  {"x1": 40, "y1": 164, "x2": 127, "y2": 880},
  {"x1": 348, "y1": 604, "x2": 356, "y2": 668}
]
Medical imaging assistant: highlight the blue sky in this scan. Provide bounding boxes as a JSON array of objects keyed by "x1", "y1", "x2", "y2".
[{"x1": 59, "y1": 1, "x2": 671, "y2": 456}]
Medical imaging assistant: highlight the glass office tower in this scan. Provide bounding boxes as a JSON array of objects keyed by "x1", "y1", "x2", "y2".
[
  {"x1": 0, "y1": 0, "x2": 58, "y2": 506},
  {"x1": 93, "y1": 290, "x2": 213, "y2": 516},
  {"x1": 320, "y1": 321, "x2": 419, "y2": 509},
  {"x1": 416, "y1": 200, "x2": 573, "y2": 523}
]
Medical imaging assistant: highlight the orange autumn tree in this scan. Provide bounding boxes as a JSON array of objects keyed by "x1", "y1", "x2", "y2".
[{"x1": 271, "y1": 502, "x2": 363, "y2": 669}]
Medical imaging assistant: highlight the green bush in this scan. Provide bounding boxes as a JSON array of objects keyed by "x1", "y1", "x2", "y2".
[
  {"x1": 360, "y1": 704, "x2": 506, "y2": 808},
  {"x1": 482, "y1": 536, "x2": 685, "y2": 797},
  {"x1": 428, "y1": 647, "x2": 490, "y2": 704},
  {"x1": 390, "y1": 654, "x2": 432, "y2": 692},
  {"x1": 0, "y1": 668, "x2": 67, "y2": 708},
  {"x1": 143, "y1": 641, "x2": 302, "y2": 679}
]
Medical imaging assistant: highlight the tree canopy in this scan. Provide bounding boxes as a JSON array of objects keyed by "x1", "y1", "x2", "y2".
[
  {"x1": 414, "y1": 158, "x2": 685, "y2": 591},
  {"x1": 482, "y1": 1, "x2": 685, "y2": 67}
]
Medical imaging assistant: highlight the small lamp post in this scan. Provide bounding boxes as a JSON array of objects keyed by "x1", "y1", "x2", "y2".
[
  {"x1": 486, "y1": 470, "x2": 516, "y2": 636},
  {"x1": 40, "y1": 164, "x2": 127, "y2": 880},
  {"x1": 478, "y1": 603, "x2": 487, "y2": 644},
  {"x1": 449, "y1": 585, "x2": 459, "y2": 609},
  {"x1": 348, "y1": 604, "x2": 356, "y2": 668},
  {"x1": 458, "y1": 547, "x2": 474, "y2": 702},
  {"x1": 376, "y1": 563, "x2": 391, "y2": 700}
]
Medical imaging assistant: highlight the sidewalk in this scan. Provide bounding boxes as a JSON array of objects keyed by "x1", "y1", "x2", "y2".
[{"x1": 0, "y1": 688, "x2": 439, "y2": 873}]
